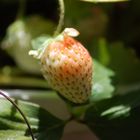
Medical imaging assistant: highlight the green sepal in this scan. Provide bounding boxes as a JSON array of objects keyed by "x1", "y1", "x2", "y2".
[{"x1": 29, "y1": 34, "x2": 64, "y2": 59}]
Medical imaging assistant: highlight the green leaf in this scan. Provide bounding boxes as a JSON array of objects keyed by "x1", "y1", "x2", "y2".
[
  {"x1": 2, "y1": 16, "x2": 56, "y2": 74},
  {"x1": 84, "y1": 90, "x2": 140, "y2": 139},
  {"x1": 0, "y1": 98, "x2": 65, "y2": 140},
  {"x1": 88, "y1": 40, "x2": 140, "y2": 139},
  {"x1": 95, "y1": 41, "x2": 140, "y2": 85},
  {"x1": 90, "y1": 59, "x2": 115, "y2": 102},
  {"x1": 0, "y1": 130, "x2": 31, "y2": 140},
  {"x1": 109, "y1": 42, "x2": 140, "y2": 85},
  {"x1": 2, "y1": 20, "x2": 41, "y2": 74},
  {"x1": 85, "y1": 88, "x2": 140, "y2": 121},
  {"x1": 94, "y1": 40, "x2": 140, "y2": 95},
  {"x1": 32, "y1": 36, "x2": 51, "y2": 50},
  {"x1": 37, "y1": 124, "x2": 65, "y2": 140},
  {"x1": 100, "y1": 105, "x2": 130, "y2": 119}
]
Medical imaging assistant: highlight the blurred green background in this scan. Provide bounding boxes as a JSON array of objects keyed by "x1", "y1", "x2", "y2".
[{"x1": 0, "y1": 0, "x2": 140, "y2": 68}]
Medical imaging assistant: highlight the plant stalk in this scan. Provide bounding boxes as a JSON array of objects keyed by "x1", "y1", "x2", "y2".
[{"x1": 54, "y1": 0, "x2": 65, "y2": 36}]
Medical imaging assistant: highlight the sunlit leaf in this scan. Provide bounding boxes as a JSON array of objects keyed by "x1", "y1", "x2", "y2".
[
  {"x1": 101, "y1": 105, "x2": 130, "y2": 119},
  {"x1": 0, "y1": 130, "x2": 31, "y2": 140},
  {"x1": 0, "y1": 98, "x2": 65, "y2": 140},
  {"x1": 90, "y1": 59, "x2": 114, "y2": 102}
]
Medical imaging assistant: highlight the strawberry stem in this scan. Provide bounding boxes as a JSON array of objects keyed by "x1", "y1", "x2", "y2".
[
  {"x1": 0, "y1": 90, "x2": 35, "y2": 140},
  {"x1": 54, "y1": 0, "x2": 65, "y2": 36}
]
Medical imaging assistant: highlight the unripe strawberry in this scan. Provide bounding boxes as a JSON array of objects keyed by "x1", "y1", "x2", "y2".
[{"x1": 30, "y1": 28, "x2": 93, "y2": 103}]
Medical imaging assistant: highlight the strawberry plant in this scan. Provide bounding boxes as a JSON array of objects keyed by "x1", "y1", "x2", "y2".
[{"x1": 0, "y1": 0, "x2": 140, "y2": 140}]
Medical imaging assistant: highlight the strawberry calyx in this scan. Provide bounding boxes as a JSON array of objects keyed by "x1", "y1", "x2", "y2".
[{"x1": 29, "y1": 28, "x2": 80, "y2": 59}]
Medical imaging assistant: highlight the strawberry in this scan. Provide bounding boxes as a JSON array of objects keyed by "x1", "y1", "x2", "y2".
[{"x1": 29, "y1": 28, "x2": 93, "y2": 103}]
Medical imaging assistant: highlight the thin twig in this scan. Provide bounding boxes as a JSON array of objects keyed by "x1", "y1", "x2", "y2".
[
  {"x1": 0, "y1": 90, "x2": 35, "y2": 140},
  {"x1": 54, "y1": 0, "x2": 65, "y2": 36}
]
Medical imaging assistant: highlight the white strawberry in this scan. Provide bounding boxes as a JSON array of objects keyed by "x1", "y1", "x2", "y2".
[{"x1": 29, "y1": 28, "x2": 93, "y2": 103}]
